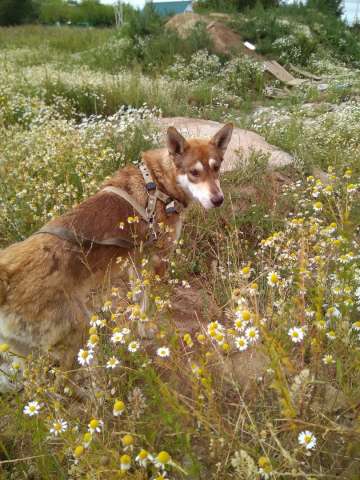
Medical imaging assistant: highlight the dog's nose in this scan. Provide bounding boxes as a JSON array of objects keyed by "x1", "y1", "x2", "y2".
[{"x1": 211, "y1": 194, "x2": 224, "y2": 207}]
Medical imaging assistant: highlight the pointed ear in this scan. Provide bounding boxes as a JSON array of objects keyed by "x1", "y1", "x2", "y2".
[
  {"x1": 167, "y1": 127, "x2": 188, "y2": 157},
  {"x1": 211, "y1": 123, "x2": 233, "y2": 155}
]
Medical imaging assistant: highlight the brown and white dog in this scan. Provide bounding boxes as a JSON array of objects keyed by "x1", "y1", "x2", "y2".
[{"x1": 0, "y1": 123, "x2": 233, "y2": 391}]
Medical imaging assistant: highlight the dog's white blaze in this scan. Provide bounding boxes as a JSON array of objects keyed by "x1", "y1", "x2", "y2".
[
  {"x1": 194, "y1": 161, "x2": 204, "y2": 172},
  {"x1": 177, "y1": 174, "x2": 214, "y2": 209},
  {"x1": 209, "y1": 158, "x2": 217, "y2": 169}
]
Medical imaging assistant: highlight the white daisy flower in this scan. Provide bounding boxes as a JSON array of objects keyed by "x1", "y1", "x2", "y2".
[
  {"x1": 323, "y1": 354, "x2": 335, "y2": 365},
  {"x1": 106, "y1": 356, "x2": 120, "y2": 369},
  {"x1": 235, "y1": 336, "x2": 248, "y2": 351},
  {"x1": 245, "y1": 326, "x2": 259, "y2": 343},
  {"x1": 298, "y1": 430, "x2": 317, "y2": 450},
  {"x1": 326, "y1": 331, "x2": 336, "y2": 340},
  {"x1": 88, "y1": 418, "x2": 104, "y2": 434},
  {"x1": 267, "y1": 271, "x2": 280, "y2": 287},
  {"x1": 288, "y1": 327, "x2": 305, "y2": 343},
  {"x1": 352, "y1": 321, "x2": 360, "y2": 331},
  {"x1": 23, "y1": 400, "x2": 41, "y2": 416},
  {"x1": 234, "y1": 318, "x2": 248, "y2": 332},
  {"x1": 135, "y1": 449, "x2": 154, "y2": 467},
  {"x1": 50, "y1": 419, "x2": 68, "y2": 436},
  {"x1": 128, "y1": 341, "x2": 140, "y2": 353},
  {"x1": 156, "y1": 346, "x2": 170, "y2": 358},
  {"x1": 77, "y1": 349, "x2": 93, "y2": 366},
  {"x1": 111, "y1": 331, "x2": 125, "y2": 344},
  {"x1": 121, "y1": 327, "x2": 131, "y2": 335}
]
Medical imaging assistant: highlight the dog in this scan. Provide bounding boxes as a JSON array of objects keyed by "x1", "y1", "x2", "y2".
[{"x1": 0, "y1": 123, "x2": 233, "y2": 392}]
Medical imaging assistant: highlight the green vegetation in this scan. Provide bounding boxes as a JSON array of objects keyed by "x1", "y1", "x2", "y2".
[{"x1": 1, "y1": 3, "x2": 360, "y2": 479}]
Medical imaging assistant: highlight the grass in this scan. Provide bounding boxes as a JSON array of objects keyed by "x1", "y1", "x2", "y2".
[{"x1": 0, "y1": 15, "x2": 360, "y2": 480}]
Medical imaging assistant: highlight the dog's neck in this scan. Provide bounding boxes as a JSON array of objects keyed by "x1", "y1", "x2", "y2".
[{"x1": 141, "y1": 148, "x2": 191, "y2": 208}]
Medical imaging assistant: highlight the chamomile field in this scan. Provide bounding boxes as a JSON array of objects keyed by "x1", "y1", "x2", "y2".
[{"x1": 0, "y1": 3, "x2": 360, "y2": 479}]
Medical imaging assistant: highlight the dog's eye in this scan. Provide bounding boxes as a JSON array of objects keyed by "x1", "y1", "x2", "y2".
[
  {"x1": 213, "y1": 164, "x2": 220, "y2": 172},
  {"x1": 190, "y1": 169, "x2": 200, "y2": 177}
]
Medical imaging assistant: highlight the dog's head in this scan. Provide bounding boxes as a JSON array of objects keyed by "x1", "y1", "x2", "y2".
[{"x1": 167, "y1": 123, "x2": 233, "y2": 209}]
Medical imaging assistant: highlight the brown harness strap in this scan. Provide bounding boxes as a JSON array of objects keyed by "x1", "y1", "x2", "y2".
[
  {"x1": 35, "y1": 225, "x2": 136, "y2": 249},
  {"x1": 34, "y1": 162, "x2": 186, "y2": 249}
]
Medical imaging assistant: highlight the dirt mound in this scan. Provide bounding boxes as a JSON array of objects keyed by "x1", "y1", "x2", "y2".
[
  {"x1": 166, "y1": 13, "x2": 258, "y2": 56},
  {"x1": 156, "y1": 117, "x2": 293, "y2": 170}
]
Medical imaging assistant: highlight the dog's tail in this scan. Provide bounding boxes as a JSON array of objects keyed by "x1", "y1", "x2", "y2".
[{"x1": 0, "y1": 270, "x2": 8, "y2": 305}]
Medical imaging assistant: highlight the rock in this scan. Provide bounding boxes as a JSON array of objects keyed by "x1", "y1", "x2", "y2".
[
  {"x1": 210, "y1": 348, "x2": 270, "y2": 398},
  {"x1": 156, "y1": 117, "x2": 293, "y2": 170}
]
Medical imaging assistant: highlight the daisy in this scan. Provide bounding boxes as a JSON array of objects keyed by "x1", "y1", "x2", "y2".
[
  {"x1": 154, "y1": 450, "x2": 171, "y2": 470},
  {"x1": 326, "y1": 330, "x2": 336, "y2": 340},
  {"x1": 352, "y1": 321, "x2": 360, "y2": 331},
  {"x1": 267, "y1": 271, "x2": 280, "y2": 287},
  {"x1": 83, "y1": 432, "x2": 92, "y2": 448},
  {"x1": 298, "y1": 430, "x2": 317, "y2": 450},
  {"x1": 23, "y1": 400, "x2": 41, "y2": 416},
  {"x1": 121, "y1": 327, "x2": 131, "y2": 335},
  {"x1": 120, "y1": 454, "x2": 131, "y2": 472},
  {"x1": 88, "y1": 418, "x2": 103, "y2": 434},
  {"x1": 245, "y1": 326, "x2": 259, "y2": 343},
  {"x1": 288, "y1": 327, "x2": 305, "y2": 343},
  {"x1": 235, "y1": 336, "x2": 248, "y2": 351},
  {"x1": 87, "y1": 334, "x2": 99, "y2": 349},
  {"x1": 77, "y1": 349, "x2": 93, "y2": 366},
  {"x1": 111, "y1": 331, "x2": 125, "y2": 344},
  {"x1": 234, "y1": 318, "x2": 248, "y2": 332},
  {"x1": 106, "y1": 356, "x2": 120, "y2": 369},
  {"x1": 136, "y1": 449, "x2": 154, "y2": 468},
  {"x1": 156, "y1": 346, "x2": 170, "y2": 358},
  {"x1": 128, "y1": 341, "x2": 140, "y2": 353},
  {"x1": 113, "y1": 400, "x2": 125, "y2": 417},
  {"x1": 49, "y1": 419, "x2": 68, "y2": 436},
  {"x1": 323, "y1": 354, "x2": 335, "y2": 365},
  {"x1": 313, "y1": 201, "x2": 323, "y2": 212}
]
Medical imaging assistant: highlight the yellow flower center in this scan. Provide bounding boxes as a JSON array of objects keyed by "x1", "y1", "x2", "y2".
[
  {"x1": 74, "y1": 445, "x2": 84, "y2": 458},
  {"x1": 122, "y1": 434, "x2": 134, "y2": 446},
  {"x1": 157, "y1": 451, "x2": 170, "y2": 464},
  {"x1": 114, "y1": 400, "x2": 125, "y2": 412},
  {"x1": 138, "y1": 449, "x2": 148, "y2": 459},
  {"x1": 89, "y1": 419, "x2": 99, "y2": 430},
  {"x1": 120, "y1": 454, "x2": 131, "y2": 465}
]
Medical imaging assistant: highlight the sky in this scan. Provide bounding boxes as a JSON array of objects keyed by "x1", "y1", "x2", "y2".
[{"x1": 101, "y1": 0, "x2": 149, "y2": 8}]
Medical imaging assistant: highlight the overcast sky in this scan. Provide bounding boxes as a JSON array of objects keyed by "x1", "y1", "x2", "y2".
[{"x1": 101, "y1": 0, "x2": 148, "y2": 8}]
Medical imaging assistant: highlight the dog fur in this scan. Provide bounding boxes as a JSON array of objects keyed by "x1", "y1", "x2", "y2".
[{"x1": 0, "y1": 123, "x2": 233, "y2": 391}]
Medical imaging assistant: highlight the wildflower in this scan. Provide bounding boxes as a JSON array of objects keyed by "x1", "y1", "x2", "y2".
[
  {"x1": 245, "y1": 326, "x2": 259, "y2": 343},
  {"x1": 183, "y1": 333, "x2": 193, "y2": 347},
  {"x1": 87, "y1": 334, "x2": 99, "y2": 348},
  {"x1": 235, "y1": 336, "x2": 248, "y2": 351},
  {"x1": 154, "y1": 451, "x2": 171, "y2": 470},
  {"x1": 313, "y1": 201, "x2": 323, "y2": 212},
  {"x1": 326, "y1": 330, "x2": 336, "y2": 340},
  {"x1": 344, "y1": 169, "x2": 352, "y2": 179},
  {"x1": 234, "y1": 318, "x2": 248, "y2": 332},
  {"x1": 157, "y1": 346, "x2": 170, "y2": 358},
  {"x1": 288, "y1": 327, "x2": 305, "y2": 343},
  {"x1": 128, "y1": 341, "x2": 140, "y2": 353},
  {"x1": 106, "y1": 356, "x2": 120, "y2": 369},
  {"x1": 197, "y1": 333, "x2": 206, "y2": 343},
  {"x1": 346, "y1": 183, "x2": 357, "y2": 193},
  {"x1": 23, "y1": 400, "x2": 41, "y2": 416},
  {"x1": 120, "y1": 454, "x2": 131, "y2": 471},
  {"x1": 323, "y1": 354, "x2": 335, "y2": 365},
  {"x1": 83, "y1": 432, "x2": 92, "y2": 448},
  {"x1": 0, "y1": 343, "x2": 10, "y2": 353},
  {"x1": 111, "y1": 331, "x2": 125, "y2": 344},
  {"x1": 77, "y1": 349, "x2": 93, "y2": 366},
  {"x1": 298, "y1": 430, "x2": 317, "y2": 450},
  {"x1": 136, "y1": 449, "x2": 153, "y2": 467},
  {"x1": 267, "y1": 271, "x2": 280, "y2": 287},
  {"x1": 122, "y1": 327, "x2": 131, "y2": 335},
  {"x1": 88, "y1": 418, "x2": 103, "y2": 434},
  {"x1": 127, "y1": 215, "x2": 139, "y2": 224},
  {"x1": 74, "y1": 445, "x2": 84, "y2": 459},
  {"x1": 122, "y1": 434, "x2": 134, "y2": 450},
  {"x1": 49, "y1": 419, "x2": 68, "y2": 436},
  {"x1": 352, "y1": 321, "x2": 360, "y2": 331},
  {"x1": 113, "y1": 399, "x2": 125, "y2": 417}
]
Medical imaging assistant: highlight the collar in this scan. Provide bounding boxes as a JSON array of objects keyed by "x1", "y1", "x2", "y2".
[{"x1": 139, "y1": 162, "x2": 186, "y2": 217}]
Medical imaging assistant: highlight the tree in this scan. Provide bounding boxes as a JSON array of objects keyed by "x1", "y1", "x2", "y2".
[
  {"x1": 0, "y1": 0, "x2": 37, "y2": 25},
  {"x1": 307, "y1": 0, "x2": 343, "y2": 18}
]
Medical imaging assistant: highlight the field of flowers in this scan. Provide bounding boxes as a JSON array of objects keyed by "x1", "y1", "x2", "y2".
[{"x1": 0, "y1": 22, "x2": 360, "y2": 480}]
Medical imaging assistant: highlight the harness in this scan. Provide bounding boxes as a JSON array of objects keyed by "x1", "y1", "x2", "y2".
[{"x1": 35, "y1": 162, "x2": 185, "y2": 249}]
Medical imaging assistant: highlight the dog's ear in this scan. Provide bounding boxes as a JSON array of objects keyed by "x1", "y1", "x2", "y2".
[
  {"x1": 167, "y1": 127, "x2": 188, "y2": 159},
  {"x1": 211, "y1": 123, "x2": 233, "y2": 155}
]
